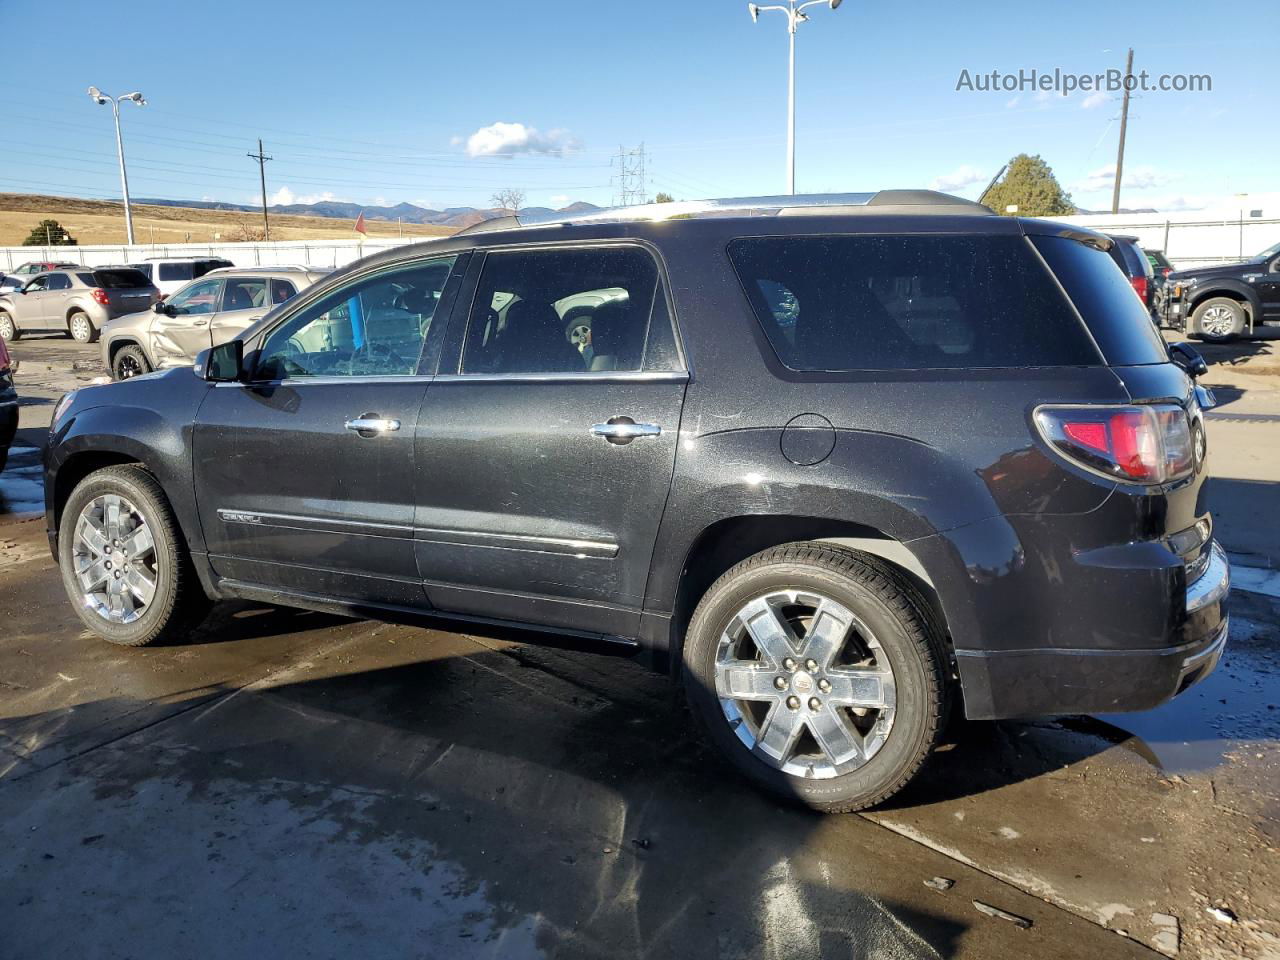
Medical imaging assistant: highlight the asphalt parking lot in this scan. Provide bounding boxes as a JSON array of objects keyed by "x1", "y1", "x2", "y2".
[{"x1": 2, "y1": 334, "x2": 1278, "y2": 959}]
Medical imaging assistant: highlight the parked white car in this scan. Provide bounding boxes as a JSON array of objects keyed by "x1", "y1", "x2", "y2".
[{"x1": 127, "y1": 256, "x2": 235, "y2": 297}]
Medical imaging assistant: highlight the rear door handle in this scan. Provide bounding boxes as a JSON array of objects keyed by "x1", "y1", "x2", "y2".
[
  {"x1": 590, "y1": 418, "x2": 662, "y2": 445},
  {"x1": 345, "y1": 416, "x2": 401, "y2": 437}
]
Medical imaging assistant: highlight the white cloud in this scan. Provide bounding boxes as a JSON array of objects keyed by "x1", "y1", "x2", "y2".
[
  {"x1": 930, "y1": 165, "x2": 987, "y2": 192},
  {"x1": 201, "y1": 194, "x2": 216, "y2": 202},
  {"x1": 461, "y1": 121, "x2": 576, "y2": 158},
  {"x1": 268, "y1": 187, "x2": 347, "y2": 206},
  {"x1": 549, "y1": 194, "x2": 570, "y2": 206},
  {"x1": 1075, "y1": 164, "x2": 1175, "y2": 194},
  {"x1": 1005, "y1": 95, "x2": 1021, "y2": 109},
  {"x1": 1080, "y1": 90, "x2": 1109, "y2": 110}
]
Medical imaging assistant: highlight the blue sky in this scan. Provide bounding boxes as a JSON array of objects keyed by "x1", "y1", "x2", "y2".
[{"x1": 1, "y1": 0, "x2": 1274, "y2": 213}]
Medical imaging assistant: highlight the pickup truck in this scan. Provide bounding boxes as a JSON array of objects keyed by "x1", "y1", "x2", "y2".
[{"x1": 1160, "y1": 240, "x2": 1280, "y2": 341}]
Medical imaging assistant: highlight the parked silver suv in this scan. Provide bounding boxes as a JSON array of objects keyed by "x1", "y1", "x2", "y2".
[
  {"x1": 0, "y1": 267, "x2": 159, "y2": 343},
  {"x1": 101, "y1": 265, "x2": 329, "y2": 379}
]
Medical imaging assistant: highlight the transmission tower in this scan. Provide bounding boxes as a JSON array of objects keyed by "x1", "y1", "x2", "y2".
[{"x1": 613, "y1": 143, "x2": 648, "y2": 207}]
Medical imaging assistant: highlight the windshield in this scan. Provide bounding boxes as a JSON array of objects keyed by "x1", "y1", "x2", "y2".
[{"x1": 1255, "y1": 241, "x2": 1280, "y2": 260}]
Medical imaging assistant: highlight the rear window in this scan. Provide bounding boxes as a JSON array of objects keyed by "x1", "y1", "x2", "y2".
[
  {"x1": 727, "y1": 235, "x2": 1100, "y2": 371},
  {"x1": 1032, "y1": 236, "x2": 1168, "y2": 365},
  {"x1": 158, "y1": 263, "x2": 195, "y2": 282},
  {"x1": 93, "y1": 268, "x2": 152, "y2": 289},
  {"x1": 129, "y1": 263, "x2": 153, "y2": 280}
]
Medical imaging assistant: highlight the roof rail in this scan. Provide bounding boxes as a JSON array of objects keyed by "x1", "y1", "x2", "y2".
[{"x1": 455, "y1": 191, "x2": 991, "y2": 235}]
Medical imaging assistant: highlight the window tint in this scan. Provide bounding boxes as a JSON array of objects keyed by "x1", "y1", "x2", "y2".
[
  {"x1": 129, "y1": 263, "x2": 153, "y2": 280},
  {"x1": 729, "y1": 235, "x2": 1099, "y2": 371},
  {"x1": 269, "y1": 278, "x2": 297, "y2": 305},
  {"x1": 158, "y1": 262, "x2": 195, "y2": 282},
  {"x1": 166, "y1": 278, "x2": 222, "y2": 314},
  {"x1": 77, "y1": 273, "x2": 96, "y2": 286},
  {"x1": 1032, "y1": 236, "x2": 1168, "y2": 365},
  {"x1": 256, "y1": 257, "x2": 456, "y2": 380},
  {"x1": 92, "y1": 268, "x2": 152, "y2": 290},
  {"x1": 25, "y1": 276, "x2": 48, "y2": 291},
  {"x1": 192, "y1": 260, "x2": 229, "y2": 279},
  {"x1": 223, "y1": 278, "x2": 267, "y2": 311},
  {"x1": 461, "y1": 247, "x2": 658, "y2": 375},
  {"x1": 47, "y1": 273, "x2": 71, "y2": 291}
]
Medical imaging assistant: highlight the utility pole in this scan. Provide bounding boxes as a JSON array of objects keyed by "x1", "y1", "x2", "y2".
[
  {"x1": 613, "y1": 143, "x2": 648, "y2": 206},
  {"x1": 1111, "y1": 47, "x2": 1134, "y2": 215},
  {"x1": 248, "y1": 139, "x2": 273, "y2": 240}
]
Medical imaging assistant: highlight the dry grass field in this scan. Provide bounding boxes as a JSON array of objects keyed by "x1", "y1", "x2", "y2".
[{"x1": 0, "y1": 193, "x2": 455, "y2": 247}]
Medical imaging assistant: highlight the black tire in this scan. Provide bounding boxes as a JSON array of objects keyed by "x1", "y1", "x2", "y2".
[
  {"x1": 112, "y1": 344, "x2": 151, "y2": 381},
  {"x1": 57, "y1": 465, "x2": 211, "y2": 646},
  {"x1": 682, "y1": 543, "x2": 948, "y2": 812},
  {"x1": 1192, "y1": 297, "x2": 1246, "y2": 342},
  {"x1": 68, "y1": 311, "x2": 98, "y2": 343},
  {"x1": 0, "y1": 311, "x2": 17, "y2": 341}
]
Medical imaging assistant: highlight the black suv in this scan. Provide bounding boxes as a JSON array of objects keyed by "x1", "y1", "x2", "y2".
[
  {"x1": 1161, "y1": 240, "x2": 1280, "y2": 341},
  {"x1": 43, "y1": 191, "x2": 1229, "y2": 811}
]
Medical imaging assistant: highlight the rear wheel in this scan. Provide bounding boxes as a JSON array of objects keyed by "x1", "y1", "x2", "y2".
[
  {"x1": 0, "y1": 311, "x2": 17, "y2": 341},
  {"x1": 1193, "y1": 297, "x2": 1246, "y2": 342},
  {"x1": 112, "y1": 344, "x2": 151, "y2": 381},
  {"x1": 68, "y1": 311, "x2": 97, "y2": 343},
  {"x1": 683, "y1": 543, "x2": 948, "y2": 812},
  {"x1": 57, "y1": 465, "x2": 210, "y2": 646}
]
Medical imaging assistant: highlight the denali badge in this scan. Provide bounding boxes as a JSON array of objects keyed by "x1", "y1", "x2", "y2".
[{"x1": 219, "y1": 511, "x2": 263, "y2": 525}]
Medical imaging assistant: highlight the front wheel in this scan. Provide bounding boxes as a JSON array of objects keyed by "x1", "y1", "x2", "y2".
[
  {"x1": 57, "y1": 465, "x2": 210, "y2": 646},
  {"x1": 1193, "y1": 297, "x2": 1246, "y2": 342},
  {"x1": 68, "y1": 311, "x2": 97, "y2": 343},
  {"x1": 683, "y1": 543, "x2": 948, "y2": 812},
  {"x1": 112, "y1": 344, "x2": 151, "y2": 381},
  {"x1": 0, "y1": 311, "x2": 17, "y2": 341}
]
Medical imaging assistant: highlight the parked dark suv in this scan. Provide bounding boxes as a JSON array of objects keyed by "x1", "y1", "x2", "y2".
[{"x1": 43, "y1": 192, "x2": 1229, "y2": 811}]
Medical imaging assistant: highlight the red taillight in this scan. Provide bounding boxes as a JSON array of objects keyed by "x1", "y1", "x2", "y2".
[
  {"x1": 91, "y1": 288, "x2": 110, "y2": 305},
  {"x1": 1130, "y1": 275, "x2": 1149, "y2": 302},
  {"x1": 1161, "y1": 267, "x2": 1172, "y2": 278},
  {"x1": 1035, "y1": 405, "x2": 1194, "y2": 484}
]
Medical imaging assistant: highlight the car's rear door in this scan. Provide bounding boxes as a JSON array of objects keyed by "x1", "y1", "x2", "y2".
[
  {"x1": 414, "y1": 243, "x2": 687, "y2": 638},
  {"x1": 192, "y1": 253, "x2": 467, "y2": 606}
]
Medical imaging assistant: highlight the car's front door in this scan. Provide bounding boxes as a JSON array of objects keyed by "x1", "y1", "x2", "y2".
[
  {"x1": 192, "y1": 253, "x2": 465, "y2": 606},
  {"x1": 150, "y1": 278, "x2": 224, "y2": 367},
  {"x1": 15, "y1": 274, "x2": 52, "y2": 329},
  {"x1": 1257, "y1": 256, "x2": 1280, "y2": 321},
  {"x1": 414, "y1": 244, "x2": 687, "y2": 638}
]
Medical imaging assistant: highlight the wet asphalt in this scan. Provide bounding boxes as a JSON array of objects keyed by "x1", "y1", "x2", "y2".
[{"x1": 1, "y1": 335, "x2": 1278, "y2": 959}]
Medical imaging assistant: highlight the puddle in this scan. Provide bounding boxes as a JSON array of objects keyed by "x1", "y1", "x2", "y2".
[
  {"x1": 0, "y1": 443, "x2": 43, "y2": 516},
  {"x1": 1070, "y1": 617, "x2": 1280, "y2": 773}
]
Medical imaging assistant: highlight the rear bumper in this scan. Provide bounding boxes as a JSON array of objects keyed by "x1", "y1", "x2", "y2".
[{"x1": 957, "y1": 543, "x2": 1230, "y2": 719}]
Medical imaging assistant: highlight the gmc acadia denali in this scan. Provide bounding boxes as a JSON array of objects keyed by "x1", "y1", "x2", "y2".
[{"x1": 44, "y1": 191, "x2": 1230, "y2": 811}]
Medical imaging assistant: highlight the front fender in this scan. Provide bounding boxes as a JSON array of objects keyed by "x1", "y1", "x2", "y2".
[{"x1": 1188, "y1": 278, "x2": 1261, "y2": 319}]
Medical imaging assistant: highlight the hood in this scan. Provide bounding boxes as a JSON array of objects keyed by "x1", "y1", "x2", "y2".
[{"x1": 1169, "y1": 258, "x2": 1264, "y2": 281}]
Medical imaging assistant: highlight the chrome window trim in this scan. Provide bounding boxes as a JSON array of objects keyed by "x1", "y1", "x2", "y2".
[{"x1": 433, "y1": 369, "x2": 688, "y2": 385}]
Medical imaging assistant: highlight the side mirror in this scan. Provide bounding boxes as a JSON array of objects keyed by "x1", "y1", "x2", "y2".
[
  {"x1": 1169, "y1": 341, "x2": 1209, "y2": 379},
  {"x1": 195, "y1": 339, "x2": 243, "y2": 382}
]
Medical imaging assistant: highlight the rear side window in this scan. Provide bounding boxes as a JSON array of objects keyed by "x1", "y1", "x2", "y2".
[
  {"x1": 1032, "y1": 236, "x2": 1168, "y2": 365},
  {"x1": 158, "y1": 262, "x2": 194, "y2": 282},
  {"x1": 461, "y1": 247, "x2": 659, "y2": 375},
  {"x1": 728, "y1": 235, "x2": 1099, "y2": 371},
  {"x1": 93, "y1": 268, "x2": 152, "y2": 289},
  {"x1": 47, "y1": 274, "x2": 71, "y2": 291},
  {"x1": 192, "y1": 260, "x2": 229, "y2": 279}
]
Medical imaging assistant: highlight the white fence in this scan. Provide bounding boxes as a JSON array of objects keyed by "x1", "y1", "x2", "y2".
[
  {"x1": 1048, "y1": 213, "x2": 1280, "y2": 270},
  {"x1": 0, "y1": 237, "x2": 430, "y2": 272}
]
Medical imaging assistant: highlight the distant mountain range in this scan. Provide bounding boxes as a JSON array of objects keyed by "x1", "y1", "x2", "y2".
[{"x1": 134, "y1": 197, "x2": 603, "y2": 229}]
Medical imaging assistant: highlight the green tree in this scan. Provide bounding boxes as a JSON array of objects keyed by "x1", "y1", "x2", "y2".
[
  {"x1": 980, "y1": 154, "x2": 1075, "y2": 217},
  {"x1": 22, "y1": 219, "x2": 77, "y2": 246},
  {"x1": 654, "y1": 192, "x2": 675, "y2": 203}
]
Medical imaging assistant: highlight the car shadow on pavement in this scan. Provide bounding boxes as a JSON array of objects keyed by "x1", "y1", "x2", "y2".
[{"x1": 1, "y1": 647, "x2": 976, "y2": 959}]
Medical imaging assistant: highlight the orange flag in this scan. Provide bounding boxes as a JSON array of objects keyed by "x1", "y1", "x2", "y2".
[{"x1": 354, "y1": 211, "x2": 368, "y2": 236}]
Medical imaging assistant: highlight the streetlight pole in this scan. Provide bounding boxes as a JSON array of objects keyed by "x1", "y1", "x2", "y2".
[
  {"x1": 88, "y1": 87, "x2": 146, "y2": 245},
  {"x1": 748, "y1": 0, "x2": 843, "y2": 195}
]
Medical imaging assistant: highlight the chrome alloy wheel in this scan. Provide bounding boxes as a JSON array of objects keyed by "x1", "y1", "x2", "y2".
[
  {"x1": 70, "y1": 314, "x2": 93, "y2": 342},
  {"x1": 715, "y1": 590, "x2": 896, "y2": 779},
  {"x1": 72, "y1": 494, "x2": 158, "y2": 624},
  {"x1": 1200, "y1": 304, "x2": 1238, "y2": 337}
]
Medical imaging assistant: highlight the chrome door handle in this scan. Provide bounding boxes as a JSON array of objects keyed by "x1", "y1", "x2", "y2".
[
  {"x1": 590, "y1": 418, "x2": 662, "y2": 444},
  {"x1": 191, "y1": 319, "x2": 208, "y2": 327},
  {"x1": 345, "y1": 417, "x2": 401, "y2": 436}
]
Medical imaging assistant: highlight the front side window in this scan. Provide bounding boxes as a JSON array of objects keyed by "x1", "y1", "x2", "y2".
[
  {"x1": 256, "y1": 257, "x2": 456, "y2": 380},
  {"x1": 24, "y1": 275, "x2": 49, "y2": 292},
  {"x1": 729, "y1": 235, "x2": 1100, "y2": 371},
  {"x1": 166, "y1": 279, "x2": 222, "y2": 315},
  {"x1": 461, "y1": 247, "x2": 659, "y2": 375},
  {"x1": 222, "y1": 277, "x2": 267, "y2": 312}
]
